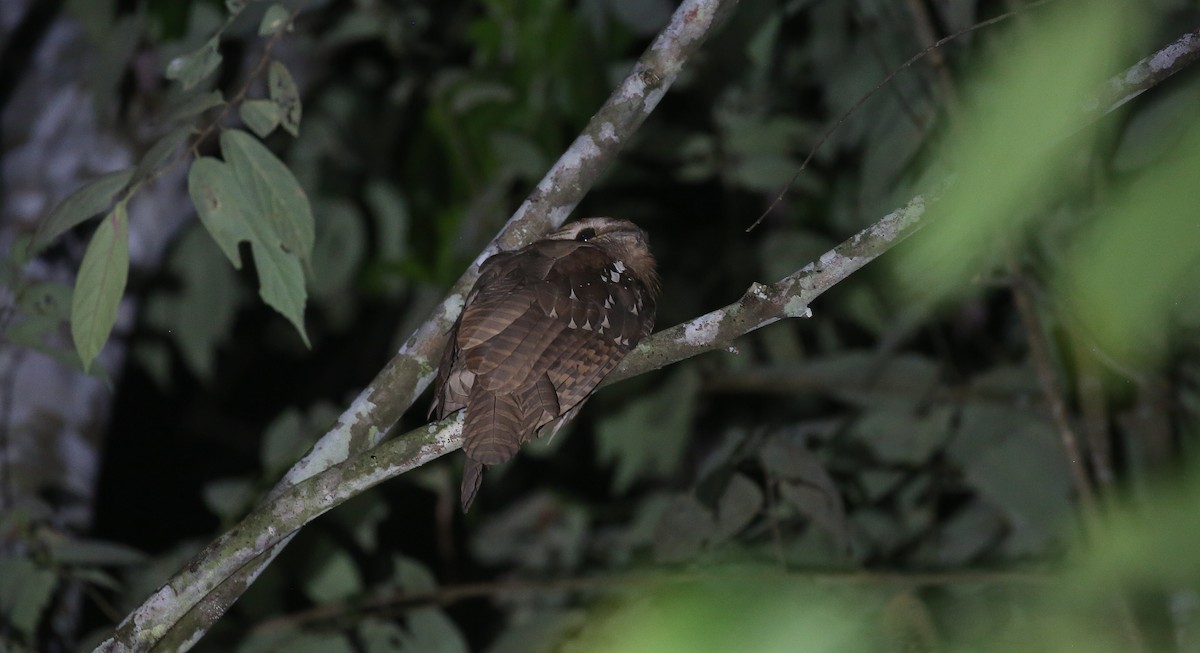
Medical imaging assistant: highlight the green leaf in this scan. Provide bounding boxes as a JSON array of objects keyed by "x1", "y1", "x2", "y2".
[
  {"x1": 310, "y1": 199, "x2": 366, "y2": 299},
  {"x1": 48, "y1": 539, "x2": 146, "y2": 566},
  {"x1": 258, "y1": 4, "x2": 290, "y2": 35},
  {"x1": 203, "y1": 477, "x2": 257, "y2": 522},
  {"x1": 260, "y1": 409, "x2": 305, "y2": 478},
  {"x1": 166, "y1": 37, "x2": 222, "y2": 91},
  {"x1": 144, "y1": 226, "x2": 240, "y2": 381},
  {"x1": 239, "y1": 99, "x2": 281, "y2": 138},
  {"x1": 653, "y1": 493, "x2": 716, "y2": 563},
  {"x1": 221, "y1": 129, "x2": 314, "y2": 258},
  {"x1": 946, "y1": 404, "x2": 1073, "y2": 555},
  {"x1": 70, "y1": 203, "x2": 129, "y2": 372},
  {"x1": 187, "y1": 131, "x2": 311, "y2": 346},
  {"x1": 0, "y1": 555, "x2": 57, "y2": 638},
  {"x1": 397, "y1": 608, "x2": 468, "y2": 653},
  {"x1": 166, "y1": 89, "x2": 225, "y2": 122},
  {"x1": 596, "y1": 367, "x2": 699, "y2": 493},
  {"x1": 715, "y1": 473, "x2": 763, "y2": 541},
  {"x1": 304, "y1": 542, "x2": 362, "y2": 604},
  {"x1": 33, "y1": 169, "x2": 133, "y2": 253},
  {"x1": 268, "y1": 61, "x2": 302, "y2": 136},
  {"x1": 133, "y1": 126, "x2": 193, "y2": 184}
]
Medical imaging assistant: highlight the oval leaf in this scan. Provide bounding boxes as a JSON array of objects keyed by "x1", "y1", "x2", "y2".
[
  {"x1": 239, "y1": 99, "x2": 281, "y2": 138},
  {"x1": 34, "y1": 169, "x2": 133, "y2": 253},
  {"x1": 71, "y1": 203, "x2": 130, "y2": 372}
]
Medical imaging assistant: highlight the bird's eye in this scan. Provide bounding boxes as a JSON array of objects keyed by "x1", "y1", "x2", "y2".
[{"x1": 576, "y1": 228, "x2": 596, "y2": 242}]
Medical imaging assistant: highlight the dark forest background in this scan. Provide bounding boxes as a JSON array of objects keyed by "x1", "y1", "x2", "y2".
[{"x1": 3, "y1": 0, "x2": 1200, "y2": 651}]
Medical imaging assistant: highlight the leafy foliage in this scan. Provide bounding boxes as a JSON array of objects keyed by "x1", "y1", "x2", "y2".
[{"x1": 4, "y1": 0, "x2": 1200, "y2": 652}]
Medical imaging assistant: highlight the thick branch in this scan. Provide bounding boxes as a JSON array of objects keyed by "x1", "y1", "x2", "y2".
[
  {"x1": 96, "y1": 17, "x2": 1200, "y2": 653},
  {"x1": 96, "y1": 191, "x2": 934, "y2": 652},
  {"x1": 95, "y1": 1, "x2": 737, "y2": 651}
]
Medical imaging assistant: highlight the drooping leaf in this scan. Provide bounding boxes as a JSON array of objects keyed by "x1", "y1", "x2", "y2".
[
  {"x1": 70, "y1": 203, "x2": 130, "y2": 372},
  {"x1": 269, "y1": 61, "x2": 302, "y2": 136},
  {"x1": 33, "y1": 169, "x2": 133, "y2": 252},
  {"x1": 187, "y1": 131, "x2": 311, "y2": 345},
  {"x1": 220, "y1": 129, "x2": 314, "y2": 259},
  {"x1": 166, "y1": 37, "x2": 222, "y2": 91}
]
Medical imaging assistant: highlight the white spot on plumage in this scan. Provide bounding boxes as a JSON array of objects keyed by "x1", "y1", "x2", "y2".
[
  {"x1": 568, "y1": 317, "x2": 577, "y2": 328},
  {"x1": 609, "y1": 269, "x2": 621, "y2": 282},
  {"x1": 603, "y1": 296, "x2": 614, "y2": 309},
  {"x1": 600, "y1": 315, "x2": 611, "y2": 329},
  {"x1": 569, "y1": 288, "x2": 577, "y2": 300},
  {"x1": 549, "y1": 307, "x2": 558, "y2": 318},
  {"x1": 582, "y1": 320, "x2": 593, "y2": 331},
  {"x1": 614, "y1": 260, "x2": 626, "y2": 273}
]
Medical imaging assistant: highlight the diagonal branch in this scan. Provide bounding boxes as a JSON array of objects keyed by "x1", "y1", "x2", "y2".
[
  {"x1": 95, "y1": 0, "x2": 739, "y2": 651},
  {"x1": 94, "y1": 16, "x2": 1200, "y2": 653}
]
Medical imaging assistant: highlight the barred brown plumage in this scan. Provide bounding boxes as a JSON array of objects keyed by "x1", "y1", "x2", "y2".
[{"x1": 430, "y1": 218, "x2": 660, "y2": 512}]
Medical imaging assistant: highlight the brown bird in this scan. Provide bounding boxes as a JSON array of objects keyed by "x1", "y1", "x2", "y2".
[{"x1": 431, "y1": 218, "x2": 660, "y2": 511}]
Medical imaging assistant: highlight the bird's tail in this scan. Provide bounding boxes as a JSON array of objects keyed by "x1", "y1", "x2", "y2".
[{"x1": 461, "y1": 458, "x2": 485, "y2": 512}]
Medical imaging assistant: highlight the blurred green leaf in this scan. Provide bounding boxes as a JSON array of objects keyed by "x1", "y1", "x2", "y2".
[
  {"x1": 133, "y1": 126, "x2": 192, "y2": 185},
  {"x1": 258, "y1": 4, "x2": 289, "y2": 36},
  {"x1": 144, "y1": 225, "x2": 240, "y2": 381},
  {"x1": 166, "y1": 37, "x2": 222, "y2": 91},
  {"x1": 48, "y1": 539, "x2": 146, "y2": 566},
  {"x1": 947, "y1": 404, "x2": 1072, "y2": 556},
  {"x1": 653, "y1": 493, "x2": 716, "y2": 563},
  {"x1": 202, "y1": 477, "x2": 257, "y2": 522},
  {"x1": 70, "y1": 202, "x2": 129, "y2": 372},
  {"x1": 240, "y1": 99, "x2": 281, "y2": 138},
  {"x1": 1061, "y1": 117, "x2": 1200, "y2": 368},
  {"x1": 260, "y1": 409, "x2": 305, "y2": 478},
  {"x1": 304, "y1": 540, "x2": 362, "y2": 604},
  {"x1": 894, "y1": 4, "x2": 1126, "y2": 301},
  {"x1": 715, "y1": 473, "x2": 763, "y2": 541},
  {"x1": 33, "y1": 169, "x2": 132, "y2": 253},
  {"x1": 269, "y1": 61, "x2": 302, "y2": 136},
  {"x1": 166, "y1": 89, "x2": 225, "y2": 122},
  {"x1": 397, "y1": 609, "x2": 469, "y2": 653},
  {"x1": 596, "y1": 367, "x2": 698, "y2": 493},
  {"x1": 0, "y1": 556, "x2": 56, "y2": 639}
]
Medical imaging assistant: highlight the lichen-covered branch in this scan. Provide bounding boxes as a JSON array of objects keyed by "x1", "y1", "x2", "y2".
[
  {"x1": 95, "y1": 1, "x2": 738, "y2": 651},
  {"x1": 96, "y1": 16, "x2": 1200, "y2": 653},
  {"x1": 96, "y1": 191, "x2": 933, "y2": 653},
  {"x1": 1085, "y1": 25, "x2": 1200, "y2": 118}
]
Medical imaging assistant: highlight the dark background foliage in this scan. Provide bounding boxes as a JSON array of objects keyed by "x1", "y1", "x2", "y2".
[{"x1": 2, "y1": 0, "x2": 1200, "y2": 652}]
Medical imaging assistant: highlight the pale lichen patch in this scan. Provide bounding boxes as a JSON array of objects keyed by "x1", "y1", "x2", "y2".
[
  {"x1": 784, "y1": 297, "x2": 812, "y2": 319},
  {"x1": 683, "y1": 310, "x2": 725, "y2": 346}
]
